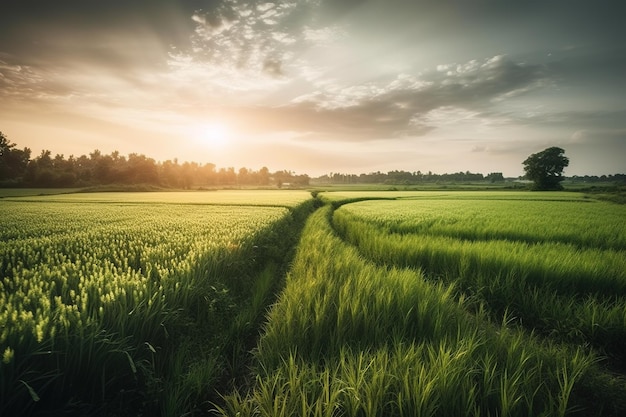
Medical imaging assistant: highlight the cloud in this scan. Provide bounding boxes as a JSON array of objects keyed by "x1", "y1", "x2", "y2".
[
  {"x1": 302, "y1": 26, "x2": 343, "y2": 43},
  {"x1": 277, "y1": 55, "x2": 547, "y2": 141},
  {"x1": 167, "y1": 0, "x2": 342, "y2": 93},
  {"x1": 501, "y1": 109, "x2": 626, "y2": 132},
  {"x1": 0, "y1": 0, "x2": 547, "y2": 140},
  {"x1": 0, "y1": 2, "x2": 195, "y2": 107},
  {"x1": 0, "y1": 59, "x2": 40, "y2": 97},
  {"x1": 425, "y1": 55, "x2": 546, "y2": 104},
  {"x1": 0, "y1": 57, "x2": 68, "y2": 102}
]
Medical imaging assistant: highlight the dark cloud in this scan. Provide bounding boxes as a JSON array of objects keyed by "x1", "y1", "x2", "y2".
[
  {"x1": 0, "y1": 1, "x2": 203, "y2": 55},
  {"x1": 0, "y1": 2, "x2": 253, "y2": 109},
  {"x1": 276, "y1": 55, "x2": 546, "y2": 141},
  {"x1": 0, "y1": 0, "x2": 203, "y2": 104}
]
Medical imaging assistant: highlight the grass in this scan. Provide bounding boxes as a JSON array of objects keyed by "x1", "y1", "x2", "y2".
[
  {"x1": 334, "y1": 209, "x2": 626, "y2": 296},
  {"x1": 319, "y1": 189, "x2": 590, "y2": 203},
  {"x1": 334, "y1": 197, "x2": 626, "y2": 250},
  {"x1": 2, "y1": 189, "x2": 312, "y2": 207},
  {"x1": 214, "y1": 204, "x2": 626, "y2": 417},
  {"x1": 0, "y1": 191, "x2": 314, "y2": 416},
  {"x1": 330, "y1": 196, "x2": 626, "y2": 366},
  {"x1": 4, "y1": 188, "x2": 626, "y2": 415}
]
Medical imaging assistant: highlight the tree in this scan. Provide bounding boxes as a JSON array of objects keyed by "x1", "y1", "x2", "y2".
[
  {"x1": 486, "y1": 172, "x2": 504, "y2": 183},
  {"x1": 522, "y1": 147, "x2": 569, "y2": 190},
  {"x1": 0, "y1": 132, "x2": 31, "y2": 183},
  {"x1": 258, "y1": 166, "x2": 270, "y2": 186}
]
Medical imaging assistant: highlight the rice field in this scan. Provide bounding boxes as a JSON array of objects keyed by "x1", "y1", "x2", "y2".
[
  {"x1": 319, "y1": 190, "x2": 589, "y2": 202},
  {"x1": 332, "y1": 197, "x2": 625, "y2": 250},
  {"x1": 216, "y1": 191, "x2": 626, "y2": 417},
  {"x1": 0, "y1": 190, "x2": 313, "y2": 416},
  {"x1": 2, "y1": 189, "x2": 312, "y2": 207},
  {"x1": 332, "y1": 195, "x2": 626, "y2": 356},
  {"x1": 3, "y1": 189, "x2": 626, "y2": 416}
]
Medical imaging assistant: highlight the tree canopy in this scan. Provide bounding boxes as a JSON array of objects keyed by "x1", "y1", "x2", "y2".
[
  {"x1": 0, "y1": 131, "x2": 31, "y2": 185},
  {"x1": 523, "y1": 147, "x2": 569, "y2": 190}
]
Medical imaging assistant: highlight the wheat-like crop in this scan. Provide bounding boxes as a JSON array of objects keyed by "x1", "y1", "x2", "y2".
[{"x1": 0, "y1": 192, "x2": 312, "y2": 414}]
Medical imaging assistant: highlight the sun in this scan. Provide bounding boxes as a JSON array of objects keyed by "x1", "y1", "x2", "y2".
[{"x1": 199, "y1": 122, "x2": 230, "y2": 148}]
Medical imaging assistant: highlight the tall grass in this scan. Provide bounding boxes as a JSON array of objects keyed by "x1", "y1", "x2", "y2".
[
  {"x1": 334, "y1": 208, "x2": 626, "y2": 296},
  {"x1": 335, "y1": 198, "x2": 626, "y2": 250},
  {"x1": 332, "y1": 198, "x2": 626, "y2": 367},
  {"x1": 215, "y1": 205, "x2": 621, "y2": 417},
  {"x1": 0, "y1": 195, "x2": 314, "y2": 416},
  {"x1": 320, "y1": 190, "x2": 589, "y2": 204}
]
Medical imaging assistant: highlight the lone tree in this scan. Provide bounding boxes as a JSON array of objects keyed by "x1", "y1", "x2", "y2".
[{"x1": 522, "y1": 146, "x2": 569, "y2": 190}]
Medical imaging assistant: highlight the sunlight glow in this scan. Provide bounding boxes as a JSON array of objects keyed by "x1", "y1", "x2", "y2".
[{"x1": 197, "y1": 122, "x2": 230, "y2": 148}]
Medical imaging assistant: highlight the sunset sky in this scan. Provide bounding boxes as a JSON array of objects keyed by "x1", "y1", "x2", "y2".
[{"x1": 1, "y1": 0, "x2": 624, "y2": 177}]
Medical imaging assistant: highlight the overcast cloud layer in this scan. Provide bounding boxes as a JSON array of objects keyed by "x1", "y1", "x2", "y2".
[{"x1": 1, "y1": 0, "x2": 624, "y2": 176}]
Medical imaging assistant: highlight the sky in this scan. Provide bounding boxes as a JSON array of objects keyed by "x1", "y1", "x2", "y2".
[{"x1": 1, "y1": 0, "x2": 625, "y2": 177}]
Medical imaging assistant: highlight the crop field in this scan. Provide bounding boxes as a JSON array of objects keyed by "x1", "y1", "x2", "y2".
[
  {"x1": 217, "y1": 191, "x2": 626, "y2": 417},
  {"x1": 332, "y1": 196, "x2": 626, "y2": 351},
  {"x1": 1, "y1": 189, "x2": 312, "y2": 207},
  {"x1": 3, "y1": 189, "x2": 626, "y2": 416},
  {"x1": 0, "y1": 190, "x2": 314, "y2": 416}
]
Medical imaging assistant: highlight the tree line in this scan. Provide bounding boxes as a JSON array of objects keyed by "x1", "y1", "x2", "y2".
[
  {"x1": 313, "y1": 147, "x2": 624, "y2": 189},
  {"x1": 314, "y1": 170, "x2": 506, "y2": 185},
  {"x1": 2, "y1": 133, "x2": 624, "y2": 189},
  {"x1": 312, "y1": 170, "x2": 625, "y2": 186},
  {"x1": 0, "y1": 133, "x2": 309, "y2": 188}
]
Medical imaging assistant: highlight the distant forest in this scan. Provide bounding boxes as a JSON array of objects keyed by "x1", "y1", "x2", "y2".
[
  {"x1": 1, "y1": 133, "x2": 624, "y2": 188},
  {"x1": 0, "y1": 135, "x2": 309, "y2": 188},
  {"x1": 316, "y1": 171, "x2": 626, "y2": 185}
]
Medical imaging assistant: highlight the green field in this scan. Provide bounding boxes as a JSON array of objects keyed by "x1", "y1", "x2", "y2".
[
  {"x1": 2, "y1": 189, "x2": 625, "y2": 416},
  {"x1": 0, "y1": 190, "x2": 314, "y2": 416},
  {"x1": 332, "y1": 195, "x2": 626, "y2": 351},
  {"x1": 1, "y1": 189, "x2": 312, "y2": 206}
]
